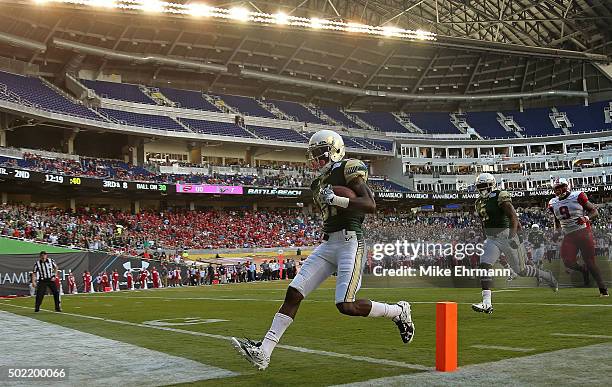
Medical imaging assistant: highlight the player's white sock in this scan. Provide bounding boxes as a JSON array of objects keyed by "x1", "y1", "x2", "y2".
[
  {"x1": 261, "y1": 313, "x2": 293, "y2": 357},
  {"x1": 367, "y1": 301, "x2": 403, "y2": 319},
  {"x1": 482, "y1": 290, "x2": 492, "y2": 306},
  {"x1": 522, "y1": 265, "x2": 553, "y2": 282}
]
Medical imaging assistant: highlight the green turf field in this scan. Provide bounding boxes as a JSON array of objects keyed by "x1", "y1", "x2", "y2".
[
  {"x1": 0, "y1": 237, "x2": 78, "y2": 254},
  {"x1": 0, "y1": 280, "x2": 610, "y2": 386}
]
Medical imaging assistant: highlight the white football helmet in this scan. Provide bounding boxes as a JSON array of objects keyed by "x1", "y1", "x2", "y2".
[
  {"x1": 307, "y1": 129, "x2": 345, "y2": 172},
  {"x1": 475, "y1": 173, "x2": 496, "y2": 198},
  {"x1": 551, "y1": 177, "x2": 570, "y2": 197}
]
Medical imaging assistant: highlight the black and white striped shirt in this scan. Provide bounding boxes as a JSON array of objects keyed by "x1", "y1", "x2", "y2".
[{"x1": 33, "y1": 258, "x2": 57, "y2": 281}]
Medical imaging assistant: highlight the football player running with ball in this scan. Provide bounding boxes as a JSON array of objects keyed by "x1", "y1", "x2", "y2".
[
  {"x1": 472, "y1": 173, "x2": 558, "y2": 314},
  {"x1": 231, "y1": 129, "x2": 415, "y2": 370},
  {"x1": 548, "y1": 178, "x2": 608, "y2": 297}
]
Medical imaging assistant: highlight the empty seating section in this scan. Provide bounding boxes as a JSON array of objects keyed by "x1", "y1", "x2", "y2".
[
  {"x1": 248, "y1": 126, "x2": 308, "y2": 143},
  {"x1": 320, "y1": 107, "x2": 363, "y2": 128},
  {"x1": 504, "y1": 107, "x2": 563, "y2": 136},
  {"x1": 465, "y1": 112, "x2": 512, "y2": 139},
  {"x1": 270, "y1": 100, "x2": 326, "y2": 124},
  {"x1": 340, "y1": 135, "x2": 367, "y2": 149},
  {"x1": 98, "y1": 108, "x2": 187, "y2": 132},
  {"x1": 351, "y1": 112, "x2": 409, "y2": 133},
  {"x1": 360, "y1": 138, "x2": 394, "y2": 151},
  {"x1": 0, "y1": 71, "x2": 99, "y2": 119},
  {"x1": 559, "y1": 101, "x2": 612, "y2": 133},
  {"x1": 81, "y1": 79, "x2": 155, "y2": 105},
  {"x1": 2, "y1": 70, "x2": 608, "y2": 143},
  {"x1": 218, "y1": 94, "x2": 276, "y2": 118},
  {"x1": 408, "y1": 112, "x2": 461, "y2": 134},
  {"x1": 159, "y1": 87, "x2": 220, "y2": 111},
  {"x1": 179, "y1": 118, "x2": 254, "y2": 138}
]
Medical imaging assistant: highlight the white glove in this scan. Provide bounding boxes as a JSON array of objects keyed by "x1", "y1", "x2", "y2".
[
  {"x1": 318, "y1": 184, "x2": 336, "y2": 205},
  {"x1": 318, "y1": 184, "x2": 350, "y2": 208}
]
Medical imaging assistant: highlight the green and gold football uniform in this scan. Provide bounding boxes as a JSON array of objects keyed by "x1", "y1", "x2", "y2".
[
  {"x1": 475, "y1": 190, "x2": 512, "y2": 234},
  {"x1": 311, "y1": 158, "x2": 368, "y2": 236}
]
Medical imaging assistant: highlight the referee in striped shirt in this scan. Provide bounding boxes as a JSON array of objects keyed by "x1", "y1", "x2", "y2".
[{"x1": 32, "y1": 251, "x2": 62, "y2": 312}]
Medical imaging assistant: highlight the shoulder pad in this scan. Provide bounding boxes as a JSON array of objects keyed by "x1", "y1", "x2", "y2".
[
  {"x1": 497, "y1": 190, "x2": 512, "y2": 203},
  {"x1": 343, "y1": 159, "x2": 368, "y2": 184}
]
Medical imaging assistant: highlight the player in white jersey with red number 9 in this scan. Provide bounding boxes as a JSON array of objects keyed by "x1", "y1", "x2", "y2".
[{"x1": 548, "y1": 178, "x2": 608, "y2": 297}]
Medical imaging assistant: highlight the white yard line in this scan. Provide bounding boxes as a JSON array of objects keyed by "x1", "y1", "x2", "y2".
[
  {"x1": 551, "y1": 333, "x2": 612, "y2": 339},
  {"x1": 0, "y1": 310, "x2": 237, "y2": 387},
  {"x1": 335, "y1": 342, "x2": 612, "y2": 386},
  {"x1": 0, "y1": 303, "x2": 432, "y2": 372},
  {"x1": 470, "y1": 345, "x2": 535, "y2": 352},
  {"x1": 70, "y1": 295, "x2": 612, "y2": 308}
]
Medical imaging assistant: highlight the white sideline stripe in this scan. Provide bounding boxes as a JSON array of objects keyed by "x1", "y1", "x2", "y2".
[
  {"x1": 551, "y1": 333, "x2": 612, "y2": 339},
  {"x1": 72, "y1": 295, "x2": 612, "y2": 308},
  {"x1": 470, "y1": 345, "x2": 534, "y2": 352},
  {"x1": 0, "y1": 303, "x2": 432, "y2": 372},
  {"x1": 0, "y1": 310, "x2": 236, "y2": 386},
  {"x1": 491, "y1": 290, "x2": 520, "y2": 293},
  {"x1": 336, "y1": 343, "x2": 612, "y2": 387}
]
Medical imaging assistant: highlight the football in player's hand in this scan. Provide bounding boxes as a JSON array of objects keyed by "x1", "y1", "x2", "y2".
[{"x1": 332, "y1": 186, "x2": 357, "y2": 198}]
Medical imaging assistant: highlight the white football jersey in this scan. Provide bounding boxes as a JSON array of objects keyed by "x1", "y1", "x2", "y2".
[{"x1": 548, "y1": 191, "x2": 589, "y2": 234}]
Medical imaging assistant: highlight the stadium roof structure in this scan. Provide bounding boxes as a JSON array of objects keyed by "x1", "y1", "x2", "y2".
[{"x1": 0, "y1": 0, "x2": 611, "y2": 111}]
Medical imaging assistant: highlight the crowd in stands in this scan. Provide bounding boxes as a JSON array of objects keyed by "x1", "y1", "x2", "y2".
[
  {"x1": 0, "y1": 206, "x2": 321, "y2": 254},
  {"x1": 1, "y1": 200, "x2": 610, "y2": 262}
]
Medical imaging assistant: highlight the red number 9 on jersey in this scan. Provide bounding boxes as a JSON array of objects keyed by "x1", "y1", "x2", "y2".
[{"x1": 558, "y1": 205, "x2": 571, "y2": 220}]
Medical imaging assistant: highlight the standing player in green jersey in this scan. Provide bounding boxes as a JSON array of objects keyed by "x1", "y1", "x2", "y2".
[
  {"x1": 472, "y1": 173, "x2": 558, "y2": 314},
  {"x1": 231, "y1": 129, "x2": 415, "y2": 370}
]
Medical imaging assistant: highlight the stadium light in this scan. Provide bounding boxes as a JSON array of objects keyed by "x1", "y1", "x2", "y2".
[
  {"x1": 139, "y1": 0, "x2": 165, "y2": 13},
  {"x1": 274, "y1": 12, "x2": 289, "y2": 25},
  {"x1": 188, "y1": 3, "x2": 210, "y2": 17},
  {"x1": 382, "y1": 26, "x2": 400, "y2": 37},
  {"x1": 309, "y1": 17, "x2": 324, "y2": 29},
  {"x1": 347, "y1": 22, "x2": 368, "y2": 33},
  {"x1": 88, "y1": 0, "x2": 116, "y2": 7},
  {"x1": 415, "y1": 29, "x2": 430, "y2": 40},
  {"x1": 26, "y1": 1, "x2": 436, "y2": 42},
  {"x1": 229, "y1": 7, "x2": 250, "y2": 22}
]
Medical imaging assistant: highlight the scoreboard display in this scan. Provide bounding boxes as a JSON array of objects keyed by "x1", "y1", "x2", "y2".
[
  {"x1": 0, "y1": 166, "x2": 168, "y2": 192},
  {"x1": 1, "y1": 165, "x2": 611, "y2": 201}
]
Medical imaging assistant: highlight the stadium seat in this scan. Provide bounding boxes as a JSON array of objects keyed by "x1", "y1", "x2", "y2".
[
  {"x1": 504, "y1": 107, "x2": 564, "y2": 136},
  {"x1": 351, "y1": 112, "x2": 410, "y2": 133},
  {"x1": 465, "y1": 111, "x2": 514, "y2": 139},
  {"x1": 269, "y1": 100, "x2": 327, "y2": 124},
  {"x1": 98, "y1": 108, "x2": 187, "y2": 132},
  {"x1": 558, "y1": 101, "x2": 612, "y2": 134},
  {"x1": 178, "y1": 118, "x2": 255, "y2": 138},
  {"x1": 408, "y1": 112, "x2": 462, "y2": 134},
  {"x1": 320, "y1": 107, "x2": 364, "y2": 129},
  {"x1": 248, "y1": 126, "x2": 309, "y2": 143},
  {"x1": 218, "y1": 94, "x2": 277, "y2": 118},
  {"x1": 159, "y1": 87, "x2": 221, "y2": 112},
  {"x1": 81, "y1": 79, "x2": 156, "y2": 105},
  {"x1": 0, "y1": 71, "x2": 100, "y2": 120}
]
